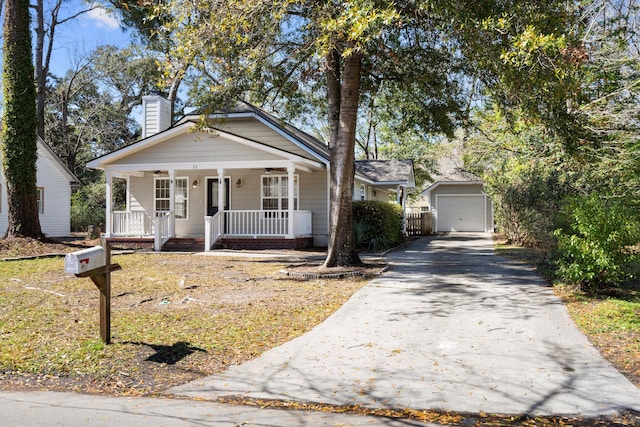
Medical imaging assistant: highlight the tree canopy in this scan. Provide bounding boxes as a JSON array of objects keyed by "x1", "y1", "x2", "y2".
[{"x1": 143, "y1": 0, "x2": 579, "y2": 266}]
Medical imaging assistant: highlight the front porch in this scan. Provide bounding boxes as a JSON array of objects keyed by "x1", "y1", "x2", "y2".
[{"x1": 109, "y1": 209, "x2": 313, "y2": 251}]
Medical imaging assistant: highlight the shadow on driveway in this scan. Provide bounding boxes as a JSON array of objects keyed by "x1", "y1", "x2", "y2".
[{"x1": 170, "y1": 233, "x2": 640, "y2": 417}]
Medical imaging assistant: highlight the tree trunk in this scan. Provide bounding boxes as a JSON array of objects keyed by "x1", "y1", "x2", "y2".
[
  {"x1": 2, "y1": 0, "x2": 43, "y2": 239},
  {"x1": 35, "y1": 0, "x2": 45, "y2": 140},
  {"x1": 324, "y1": 47, "x2": 363, "y2": 267}
]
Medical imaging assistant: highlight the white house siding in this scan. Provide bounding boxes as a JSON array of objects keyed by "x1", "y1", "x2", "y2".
[
  {"x1": 0, "y1": 143, "x2": 73, "y2": 237},
  {"x1": 352, "y1": 178, "x2": 395, "y2": 203},
  {"x1": 300, "y1": 170, "x2": 329, "y2": 246},
  {"x1": 117, "y1": 131, "x2": 284, "y2": 166},
  {"x1": 212, "y1": 118, "x2": 318, "y2": 161}
]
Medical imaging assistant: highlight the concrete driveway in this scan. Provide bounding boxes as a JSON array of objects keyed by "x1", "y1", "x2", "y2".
[{"x1": 170, "y1": 233, "x2": 640, "y2": 416}]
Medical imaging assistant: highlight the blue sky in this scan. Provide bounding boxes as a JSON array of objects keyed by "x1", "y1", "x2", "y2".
[{"x1": 47, "y1": 1, "x2": 133, "y2": 76}]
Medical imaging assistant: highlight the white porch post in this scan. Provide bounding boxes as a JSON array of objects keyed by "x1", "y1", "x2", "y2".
[
  {"x1": 217, "y1": 167, "x2": 225, "y2": 213},
  {"x1": 168, "y1": 169, "x2": 176, "y2": 237},
  {"x1": 401, "y1": 185, "x2": 407, "y2": 234},
  {"x1": 287, "y1": 165, "x2": 295, "y2": 238},
  {"x1": 105, "y1": 171, "x2": 113, "y2": 238},
  {"x1": 125, "y1": 175, "x2": 131, "y2": 211}
]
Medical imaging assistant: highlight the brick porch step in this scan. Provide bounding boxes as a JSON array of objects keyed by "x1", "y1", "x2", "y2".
[{"x1": 162, "y1": 238, "x2": 206, "y2": 252}]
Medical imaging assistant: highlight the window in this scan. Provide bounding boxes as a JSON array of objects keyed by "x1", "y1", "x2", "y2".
[
  {"x1": 261, "y1": 175, "x2": 298, "y2": 210},
  {"x1": 154, "y1": 177, "x2": 188, "y2": 219},
  {"x1": 36, "y1": 187, "x2": 44, "y2": 214},
  {"x1": 360, "y1": 184, "x2": 365, "y2": 201},
  {"x1": 174, "y1": 178, "x2": 188, "y2": 219}
]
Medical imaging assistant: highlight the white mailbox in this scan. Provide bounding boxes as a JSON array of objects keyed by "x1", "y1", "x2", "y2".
[{"x1": 65, "y1": 246, "x2": 106, "y2": 274}]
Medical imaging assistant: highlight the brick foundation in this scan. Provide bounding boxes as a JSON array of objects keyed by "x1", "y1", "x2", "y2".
[
  {"x1": 214, "y1": 237, "x2": 313, "y2": 250},
  {"x1": 107, "y1": 236, "x2": 313, "y2": 251},
  {"x1": 106, "y1": 237, "x2": 155, "y2": 251}
]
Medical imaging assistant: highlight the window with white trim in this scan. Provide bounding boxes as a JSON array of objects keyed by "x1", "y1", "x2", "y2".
[
  {"x1": 154, "y1": 177, "x2": 188, "y2": 219},
  {"x1": 174, "y1": 178, "x2": 188, "y2": 219},
  {"x1": 360, "y1": 184, "x2": 365, "y2": 201},
  {"x1": 36, "y1": 187, "x2": 44, "y2": 214},
  {"x1": 261, "y1": 175, "x2": 298, "y2": 210}
]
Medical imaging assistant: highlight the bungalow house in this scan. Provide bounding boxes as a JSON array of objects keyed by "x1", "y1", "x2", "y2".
[
  {"x1": 1, "y1": 138, "x2": 79, "y2": 237},
  {"x1": 87, "y1": 95, "x2": 415, "y2": 251}
]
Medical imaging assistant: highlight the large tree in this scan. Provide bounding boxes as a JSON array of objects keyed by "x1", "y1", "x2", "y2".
[
  {"x1": 1, "y1": 0, "x2": 43, "y2": 238},
  {"x1": 33, "y1": 0, "x2": 97, "y2": 141},
  {"x1": 45, "y1": 45, "x2": 163, "y2": 178},
  {"x1": 154, "y1": 0, "x2": 579, "y2": 266}
]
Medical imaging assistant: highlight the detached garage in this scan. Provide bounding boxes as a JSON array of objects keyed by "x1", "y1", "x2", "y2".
[
  {"x1": 435, "y1": 193, "x2": 490, "y2": 232},
  {"x1": 418, "y1": 175, "x2": 494, "y2": 233}
]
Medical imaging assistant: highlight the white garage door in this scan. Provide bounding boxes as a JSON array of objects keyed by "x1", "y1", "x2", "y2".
[{"x1": 436, "y1": 195, "x2": 486, "y2": 232}]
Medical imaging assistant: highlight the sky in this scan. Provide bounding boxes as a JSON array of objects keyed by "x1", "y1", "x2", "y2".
[{"x1": 46, "y1": 1, "x2": 133, "y2": 77}]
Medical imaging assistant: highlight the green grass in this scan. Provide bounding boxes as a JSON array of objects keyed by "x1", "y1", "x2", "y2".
[{"x1": 571, "y1": 298, "x2": 640, "y2": 334}]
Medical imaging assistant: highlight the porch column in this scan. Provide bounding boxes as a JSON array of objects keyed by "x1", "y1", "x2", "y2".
[
  {"x1": 400, "y1": 185, "x2": 407, "y2": 234},
  {"x1": 217, "y1": 168, "x2": 225, "y2": 213},
  {"x1": 105, "y1": 171, "x2": 113, "y2": 237},
  {"x1": 168, "y1": 169, "x2": 176, "y2": 237},
  {"x1": 287, "y1": 166, "x2": 295, "y2": 238},
  {"x1": 125, "y1": 175, "x2": 131, "y2": 211}
]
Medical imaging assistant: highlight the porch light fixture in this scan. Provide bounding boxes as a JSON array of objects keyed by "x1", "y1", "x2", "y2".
[
  {"x1": 192, "y1": 179, "x2": 199, "y2": 189},
  {"x1": 236, "y1": 178, "x2": 243, "y2": 188}
]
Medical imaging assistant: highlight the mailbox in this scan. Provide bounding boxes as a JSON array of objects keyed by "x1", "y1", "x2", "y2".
[{"x1": 65, "y1": 246, "x2": 106, "y2": 274}]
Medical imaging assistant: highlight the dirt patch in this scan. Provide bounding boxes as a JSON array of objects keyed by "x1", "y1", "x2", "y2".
[
  {"x1": 281, "y1": 261, "x2": 388, "y2": 279},
  {"x1": 0, "y1": 236, "x2": 99, "y2": 258}
]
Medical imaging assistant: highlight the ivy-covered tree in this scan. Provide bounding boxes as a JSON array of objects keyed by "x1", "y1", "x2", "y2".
[{"x1": 1, "y1": 0, "x2": 43, "y2": 238}]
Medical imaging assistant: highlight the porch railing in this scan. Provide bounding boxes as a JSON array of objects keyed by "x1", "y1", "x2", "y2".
[
  {"x1": 111, "y1": 210, "x2": 173, "y2": 251},
  {"x1": 112, "y1": 210, "x2": 153, "y2": 236},
  {"x1": 154, "y1": 211, "x2": 172, "y2": 251},
  {"x1": 205, "y1": 210, "x2": 312, "y2": 251},
  {"x1": 204, "y1": 212, "x2": 223, "y2": 251}
]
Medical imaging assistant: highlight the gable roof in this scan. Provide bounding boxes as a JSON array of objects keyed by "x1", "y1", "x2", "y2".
[
  {"x1": 421, "y1": 155, "x2": 482, "y2": 195},
  {"x1": 37, "y1": 138, "x2": 80, "y2": 185},
  {"x1": 355, "y1": 159, "x2": 415, "y2": 187},
  {"x1": 176, "y1": 101, "x2": 330, "y2": 163},
  {"x1": 88, "y1": 98, "x2": 417, "y2": 188}
]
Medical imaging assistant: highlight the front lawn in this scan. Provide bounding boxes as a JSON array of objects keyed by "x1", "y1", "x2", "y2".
[{"x1": 0, "y1": 251, "x2": 368, "y2": 396}]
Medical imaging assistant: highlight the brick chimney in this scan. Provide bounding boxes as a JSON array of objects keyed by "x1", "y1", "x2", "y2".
[{"x1": 142, "y1": 94, "x2": 171, "y2": 138}]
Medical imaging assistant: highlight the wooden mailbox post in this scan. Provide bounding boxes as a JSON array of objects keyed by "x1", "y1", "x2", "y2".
[{"x1": 64, "y1": 239, "x2": 121, "y2": 344}]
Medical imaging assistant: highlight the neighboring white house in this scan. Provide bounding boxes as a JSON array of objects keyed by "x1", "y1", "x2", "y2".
[
  {"x1": 0, "y1": 139, "x2": 79, "y2": 237},
  {"x1": 87, "y1": 95, "x2": 415, "y2": 251},
  {"x1": 412, "y1": 157, "x2": 493, "y2": 233}
]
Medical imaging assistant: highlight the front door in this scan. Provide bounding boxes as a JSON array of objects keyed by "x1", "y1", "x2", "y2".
[{"x1": 207, "y1": 178, "x2": 230, "y2": 216}]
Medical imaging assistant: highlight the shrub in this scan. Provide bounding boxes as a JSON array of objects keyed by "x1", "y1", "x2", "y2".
[
  {"x1": 552, "y1": 193, "x2": 640, "y2": 290},
  {"x1": 352, "y1": 200, "x2": 403, "y2": 251},
  {"x1": 70, "y1": 182, "x2": 106, "y2": 232},
  {"x1": 484, "y1": 158, "x2": 573, "y2": 251}
]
